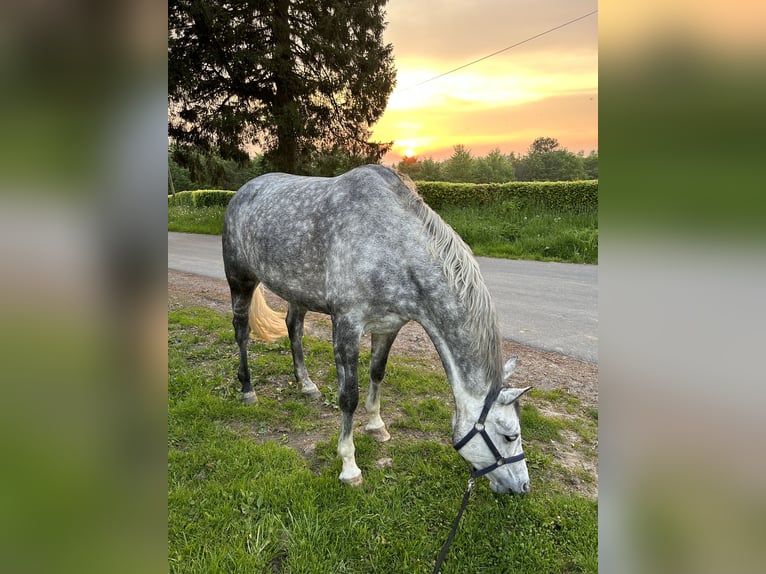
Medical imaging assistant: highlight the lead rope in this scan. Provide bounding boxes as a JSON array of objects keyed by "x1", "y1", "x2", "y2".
[{"x1": 432, "y1": 477, "x2": 475, "y2": 574}]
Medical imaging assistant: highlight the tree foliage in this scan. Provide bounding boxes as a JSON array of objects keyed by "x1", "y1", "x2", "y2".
[
  {"x1": 528, "y1": 136, "x2": 561, "y2": 154},
  {"x1": 582, "y1": 150, "x2": 598, "y2": 179},
  {"x1": 515, "y1": 150, "x2": 586, "y2": 182},
  {"x1": 168, "y1": 145, "x2": 264, "y2": 193},
  {"x1": 443, "y1": 145, "x2": 476, "y2": 183},
  {"x1": 168, "y1": 0, "x2": 396, "y2": 173},
  {"x1": 397, "y1": 156, "x2": 443, "y2": 181},
  {"x1": 475, "y1": 148, "x2": 516, "y2": 183},
  {"x1": 396, "y1": 138, "x2": 596, "y2": 183}
]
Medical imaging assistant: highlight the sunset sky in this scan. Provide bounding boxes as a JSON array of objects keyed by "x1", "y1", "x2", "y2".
[{"x1": 371, "y1": 0, "x2": 598, "y2": 163}]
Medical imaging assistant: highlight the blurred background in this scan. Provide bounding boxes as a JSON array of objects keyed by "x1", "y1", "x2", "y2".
[
  {"x1": 600, "y1": 1, "x2": 766, "y2": 572},
  {"x1": 0, "y1": 1, "x2": 167, "y2": 572},
  {"x1": 0, "y1": 1, "x2": 764, "y2": 572}
]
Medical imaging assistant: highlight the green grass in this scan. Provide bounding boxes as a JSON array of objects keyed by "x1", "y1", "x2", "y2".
[
  {"x1": 168, "y1": 204, "x2": 227, "y2": 235},
  {"x1": 437, "y1": 201, "x2": 598, "y2": 264},
  {"x1": 169, "y1": 305, "x2": 597, "y2": 572},
  {"x1": 168, "y1": 201, "x2": 597, "y2": 264}
]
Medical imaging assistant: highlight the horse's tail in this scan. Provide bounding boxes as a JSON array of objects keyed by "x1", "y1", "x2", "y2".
[{"x1": 248, "y1": 285, "x2": 288, "y2": 342}]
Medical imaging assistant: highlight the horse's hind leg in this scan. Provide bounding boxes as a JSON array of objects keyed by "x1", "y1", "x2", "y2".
[
  {"x1": 365, "y1": 330, "x2": 400, "y2": 442},
  {"x1": 286, "y1": 303, "x2": 321, "y2": 399},
  {"x1": 228, "y1": 276, "x2": 257, "y2": 404}
]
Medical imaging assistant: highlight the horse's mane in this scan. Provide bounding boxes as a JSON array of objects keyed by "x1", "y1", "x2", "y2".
[{"x1": 382, "y1": 167, "x2": 504, "y2": 390}]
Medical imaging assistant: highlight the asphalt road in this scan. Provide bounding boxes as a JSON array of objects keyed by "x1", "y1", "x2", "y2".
[{"x1": 169, "y1": 232, "x2": 598, "y2": 363}]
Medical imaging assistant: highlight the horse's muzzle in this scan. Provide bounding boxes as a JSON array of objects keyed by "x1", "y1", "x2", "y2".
[{"x1": 490, "y1": 479, "x2": 531, "y2": 495}]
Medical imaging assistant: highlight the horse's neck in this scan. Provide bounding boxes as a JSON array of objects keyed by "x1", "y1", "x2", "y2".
[{"x1": 418, "y1": 295, "x2": 497, "y2": 415}]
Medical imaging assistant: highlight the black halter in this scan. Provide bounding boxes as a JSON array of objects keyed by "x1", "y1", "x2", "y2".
[
  {"x1": 433, "y1": 391, "x2": 526, "y2": 574},
  {"x1": 452, "y1": 392, "x2": 525, "y2": 479}
]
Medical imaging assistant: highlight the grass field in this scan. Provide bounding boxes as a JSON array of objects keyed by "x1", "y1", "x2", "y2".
[
  {"x1": 437, "y1": 201, "x2": 597, "y2": 264},
  {"x1": 167, "y1": 200, "x2": 597, "y2": 264},
  {"x1": 169, "y1": 305, "x2": 598, "y2": 572},
  {"x1": 168, "y1": 205, "x2": 228, "y2": 235}
]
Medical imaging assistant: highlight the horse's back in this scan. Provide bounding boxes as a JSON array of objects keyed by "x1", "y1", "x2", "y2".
[{"x1": 223, "y1": 166, "x2": 437, "y2": 318}]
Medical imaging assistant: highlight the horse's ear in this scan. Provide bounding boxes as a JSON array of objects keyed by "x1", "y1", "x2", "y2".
[
  {"x1": 502, "y1": 357, "x2": 517, "y2": 381},
  {"x1": 498, "y1": 386, "x2": 532, "y2": 405}
]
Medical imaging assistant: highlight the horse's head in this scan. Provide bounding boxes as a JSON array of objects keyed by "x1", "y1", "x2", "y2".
[{"x1": 453, "y1": 358, "x2": 532, "y2": 494}]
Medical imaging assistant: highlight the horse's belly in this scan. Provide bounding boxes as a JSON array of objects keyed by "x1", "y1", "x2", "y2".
[
  {"x1": 246, "y1": 228, "x2": 331, "y2": 312},
  {"x1": 362, "y1": 313, "x2": 408, "y2": 335},
  {"x1": 257, "y1": 267, "x2": 331, "y2": 314}
]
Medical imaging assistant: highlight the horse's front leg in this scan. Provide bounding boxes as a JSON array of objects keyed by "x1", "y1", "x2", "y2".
[
  {"x1": 365, "y1": 330, "x2": 400, "y2": 442},
  {"x1": 286, "y1": 303, "x2": 321, "y2": 399},
  {"x1": 332, "y1": 315, "x2": 363, "y2": 486}
]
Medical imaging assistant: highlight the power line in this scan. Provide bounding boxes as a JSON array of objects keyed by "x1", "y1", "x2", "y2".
[{"x1": 393, "y1": 9, "x2": 598, "y2": 94}]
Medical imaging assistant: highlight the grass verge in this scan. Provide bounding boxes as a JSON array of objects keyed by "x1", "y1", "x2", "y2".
[
  {"x1": 168, "y1": 201, "x2": 597, "y2": 264},
  {"x1": 169, "y1": 305, "x2": 598, "y2": 573},
  {"x1": 168, "y1": 205, "x2": 227, "y2": 235},
  {"x1": 437, "y1": 201, "x2": 597, "y2": 263}
]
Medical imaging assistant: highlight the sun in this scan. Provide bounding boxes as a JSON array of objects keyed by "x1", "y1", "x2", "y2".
[{"x1": 391, "y1": 138, "x2": 428, "y2": 163}]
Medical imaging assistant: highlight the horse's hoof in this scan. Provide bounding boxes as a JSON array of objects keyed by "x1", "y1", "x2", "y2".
[
  {"x1": 302, "y1": 386, "x2": 322, "y2": 400},
  {"x1": 242, "y1": 391, "x2": 257, "y2": 405},
  {"x1": 366, "y1": 426, "x2": 391, "y2": 442},
  {"x1": 340, "y1": 473, "x2": 364, "y2": 487}
]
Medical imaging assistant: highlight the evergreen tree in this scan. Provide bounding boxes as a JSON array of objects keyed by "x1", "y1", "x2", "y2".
[
  {"x1": 443, "y1": 145, "x2": 476, "y2": 182},
  {"x1": 169, "y1": 0, "x2": 396, "y2": 173},
  {"x1": 474, "y1": 148, "x2": 515, "y2": 182}
]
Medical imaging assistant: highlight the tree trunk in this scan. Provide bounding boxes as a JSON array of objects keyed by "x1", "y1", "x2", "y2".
[{"x1": 270, "y1": 0, "x2": 299, "y2": 173}]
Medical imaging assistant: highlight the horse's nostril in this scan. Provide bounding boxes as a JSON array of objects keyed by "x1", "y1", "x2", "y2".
[{"x1": 521, "y1": 481, "x2": 530, "y2": 493}]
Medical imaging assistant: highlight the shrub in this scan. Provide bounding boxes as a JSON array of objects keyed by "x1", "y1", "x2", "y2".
[
  {"x1": 510, "y1": 180, "x2": 598, "y2": 212},
  {"x1": 168, "y1": 190, "x2": 194, "y2": 207},
  {"x1": 416, "y1": 180, "x2": 597, "y2": 212},
  {"x1": 414, "y1": 182, "x2": 501, "y2": 207},
  {"x1": 166, "y1": 180, "x2": 598, "y2": 213},
  {"x1": 168, "y1": 189, "x2": 235, "y2": 208}
]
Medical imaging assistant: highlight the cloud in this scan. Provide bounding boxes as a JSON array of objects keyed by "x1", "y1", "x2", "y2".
[
  {"x1": 385, "y1": 0, "x2": 598, "y2": 62},
  {"x1": 376, "y1": 91, "x2": 597, "y2": 160},
  {"x1": 377, "y1": 0, "x2": 598, "y2": 161}
]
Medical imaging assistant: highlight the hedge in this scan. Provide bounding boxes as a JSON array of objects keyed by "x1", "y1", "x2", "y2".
[
  {"x1": 168, "y1": 180, "x2": 598, "y2": 212},
  {"x1": 168, "y1": 189, "x2": 235, "y2": 208},
  {"x1": 415, "y1": 180, "x2": 598, "y2": 211}
]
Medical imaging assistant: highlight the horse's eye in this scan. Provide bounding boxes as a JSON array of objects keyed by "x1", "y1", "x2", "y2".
[{"x1": 504, "y1": 434, "x2": 519, "y2": 443}]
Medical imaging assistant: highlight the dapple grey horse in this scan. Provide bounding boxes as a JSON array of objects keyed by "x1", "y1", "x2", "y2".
[{"x1": 222, "y1": 165, "x2": 531, "y2": 493}]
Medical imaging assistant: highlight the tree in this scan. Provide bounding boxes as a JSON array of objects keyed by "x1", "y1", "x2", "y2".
[
  {"x1": 443, "y1": 145, "x2": 476, "y2": 182},
  {"x1": 396, "y1": 156, "x2": 442, "y2": 181},
  {"x1": 168, "y1": 0, "x2": 396, "y2": 173},
  {"x1": 528, "y1": 136, "x2": 560, "y2": 154},
  {"x1": 415, "y1": 157, "x2": 443, "y2": 181},
  {"x1": 168, "y1": 151, "x2": 193, "y2": 193},
  {"x1": 541, "y1": 150, "x2": 586, "y2": 180},
  {"x1": 474, "y1": 148, "x2": 515, "y2": 183},
  {"x1": 168, "y1": 145, "x2": 264, "y2": 191},
  {"x1": 516, "y1": 137, "x2": 586, "y2": 181},
  {"x1": 583, "y1": 150, "x2": 598, "y2": 179}
]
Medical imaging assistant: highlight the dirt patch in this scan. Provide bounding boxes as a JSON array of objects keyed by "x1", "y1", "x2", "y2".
[
  {"x1": 169, "y1": 269, "x2": 598, "y2": 498},
  {"x1": 227, "y1": 419, "x2": 325, "y2": 460}
]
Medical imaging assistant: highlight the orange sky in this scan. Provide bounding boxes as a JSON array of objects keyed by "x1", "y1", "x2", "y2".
[{"x1": 370, "y1": 1, "x2": 599, "y2": 164}]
